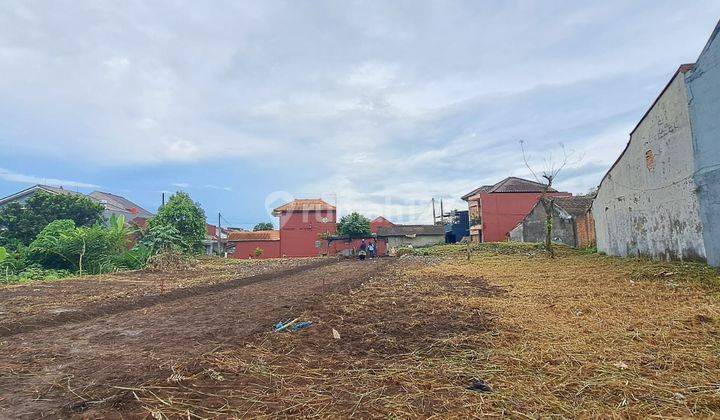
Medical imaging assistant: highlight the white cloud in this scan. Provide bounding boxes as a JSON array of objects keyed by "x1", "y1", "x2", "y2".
[
  {"x1": 0, "y1": 167, "x2": 100, "y2": 189},
  {"x1": 1, "y1": 1, "x2": 719, "y2": 218}
]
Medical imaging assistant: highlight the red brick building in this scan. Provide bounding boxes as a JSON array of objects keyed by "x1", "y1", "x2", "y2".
[
  {"x1": 227, "y1": 199, "x2": 394, "y2": 259},
  {"x1": 462, "y1": 177, "x2": 571, "y2": 242}
]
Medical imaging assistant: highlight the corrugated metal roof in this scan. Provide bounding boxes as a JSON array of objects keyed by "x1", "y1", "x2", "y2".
[
  {"x1": 376, "y1": 224, "x2": 444, "y2": 237},
  {"x1": 272, "y1": 199, "x2": 336, "y2": 214},
  {"x1": 227, "y1": 230, "x2": 280, "y2": 242}
]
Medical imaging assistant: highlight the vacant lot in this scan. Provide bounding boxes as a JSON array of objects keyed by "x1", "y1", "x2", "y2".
[
  {"x1": 2, "y1": 246, "x2": 720, "y2": 418},
  {"x1": 109, "y1": 246, "x2": 719, "y2": 418},
  {"x1": 0, "y1": 257, "x2": 403, "y2": 418}
]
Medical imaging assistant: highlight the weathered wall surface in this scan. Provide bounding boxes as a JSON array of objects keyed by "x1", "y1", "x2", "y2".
[
  {"x1": 508, "y1": 203, "x2": 578, "y2": 246},
  {"x1": 593, "y1": 73, "x2": 705, "y2": 261},
  {"x1": 687, "y1": 25, "x2": 720, "y2": 267},
  {"x1": 575, "y1": 212, "x2": 596, "y2": 248},
  {"x1": 386, "y1": 235, "x2": 444, "y2": 250}
]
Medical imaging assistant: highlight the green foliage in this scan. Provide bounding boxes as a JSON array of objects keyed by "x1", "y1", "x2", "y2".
[
  {"x1": 140, "y1": 223, "x2": 185, "y2": 254},
  {"x1": 254, "y1": 247, "x2": 264, "y2": 258},
  {"x1": 253, "y1": 222, "x2": 274, "y2": 231},
  {"x1": 337, "y1": 212, "x2": 371, "y2": 238},
  {"x1": 0, "y1": 191, "x2": 104, "y2": 245},
  {"x1": 28, "y1": 215, "x2": 129, "y2": 275},
  {"x1": 149, "y1": 192, "x2": 206, "y2": 253},
  {"x1": 2, "y1": 266, "x2": 73, "y2": 284},
  {"x1": 110, "y1": 245, "x2": 153, "y2": 270},
  {"x1": 0, "y1": 247, "x2": 6, "y2": 264}
]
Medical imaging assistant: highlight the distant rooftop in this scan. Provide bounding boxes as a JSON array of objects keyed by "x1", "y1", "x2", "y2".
[
  {"x1": 462, "y1": 177, "x2": 557, "y2": 200},
  {"x1": 272, "y1": 199, "x2": 336, "y2": 215}
]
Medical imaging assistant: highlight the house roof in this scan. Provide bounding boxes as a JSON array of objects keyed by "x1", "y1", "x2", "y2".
[
  {"x1": 553, "y1": 196, "x2": 594, "y2": 217},
  {"x1": 488, "y1": 177, "x2": 556, "y2": 193},
  {"x1": 89, "y1": 191, "x2": 154, "y2": 219},
  {"x1": 461, "y1": 185, "x2": 492, "y2": 201},
  {"x1": 462, "y1": 177, "x2": 557, "y2": 200},
  {"x1": 0, "y1": 184, "x2": 84, "y2": 205},
  {"x1": 227, "y1": 230, "x2": 280, "y2": 242},
  {"x1": 376, "y1": 224, "x2": 444, "y2": 237},
  {"x1": 371, "y1": 216, "x2": 394, "y2": 225},
  {"x1": 272, "y1": 199, "x2": 336, "y2": 214}
]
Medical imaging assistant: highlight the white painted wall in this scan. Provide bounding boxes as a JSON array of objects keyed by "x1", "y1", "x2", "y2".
[{"x1": 593, "y1": 72, "x2": 706, "y2": 261}]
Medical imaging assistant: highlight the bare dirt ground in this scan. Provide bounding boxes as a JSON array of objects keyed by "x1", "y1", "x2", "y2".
[
  {"x1": 104, "y1": 246, "x2": 720, "y2": 418},
  {"x1": 0, "y1": 257, "x2": 322, "y2": 336},
  {"x1": 0, "y1": 257, "x2": 402, "y2": 419},
  {"x1": 3, "y1": 246, "x2": 720, "y2": 418}
]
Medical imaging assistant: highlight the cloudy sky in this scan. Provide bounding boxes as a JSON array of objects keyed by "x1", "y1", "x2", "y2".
[{"x1": 1, "y1": 1, "x2": 718, "y2": 227}]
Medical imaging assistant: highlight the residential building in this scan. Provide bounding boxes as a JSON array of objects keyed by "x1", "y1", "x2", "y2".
[
  {"x1": 273, "y1": 198, "x2": 337, "y2": 257},
  {"x1": 0, "y1": 184, "x2": 153, "y2": 224},
  {"x1": 462, "y1": 177, "x2": 571, "y2": 242},
  {"x1": 370, "y1": 216, "x2": 395, "y2": 233},
  {"x1": 0, "y1": 184, "x2": 84, "y2": 207},
  {"x1": 89, "y1": 191, "x2": 154, "y2": 221},
  {"x1": 594, "y1": 21, "x2": 720, "y2": 266},
  {"x1": 509, "y1": 196, "x2": 595, "y2": 248},
  {"x1": 377, "y1": 224, "x2": 445, "y2": 253}
]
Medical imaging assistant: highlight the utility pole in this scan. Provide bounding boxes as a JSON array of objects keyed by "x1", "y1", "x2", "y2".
[
  {"x1": 440, "y1": 198, "x2": 444, "y2": 225},
  {"x1": 161, "y1": 192, "x2": 165, "y2": 206},
  {"x1": 217, "y1": 212, "x2": 223, "y2": 255},
  {"x1": 432, "y1": 198, "x2": 436, "y2": 225}
]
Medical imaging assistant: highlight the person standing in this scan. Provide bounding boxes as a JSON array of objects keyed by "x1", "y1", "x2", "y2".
[{"x1": 367, "y1": 241, "x2": 375, "y2": 258}]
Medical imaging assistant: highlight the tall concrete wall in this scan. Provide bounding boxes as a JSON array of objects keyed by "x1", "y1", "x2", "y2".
[
  {"x1": 593, "y1": 72, "x2": 706, "y2": 261},
  {"x1": 687, "y1": 23, "x2": 720, "y2": 267},
  {"x1": 508, "y1": 203, "x2": 578, "y2": 246}
]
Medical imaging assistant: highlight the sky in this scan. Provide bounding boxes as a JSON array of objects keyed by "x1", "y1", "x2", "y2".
[{"x1": 1, "y1": 1, "x2": 719, "y2": 229}]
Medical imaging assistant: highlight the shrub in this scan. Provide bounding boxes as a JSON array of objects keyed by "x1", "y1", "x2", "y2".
[
  {"x1": 140, "y1": 224, "x2": 185, "y2": 254},
  {"x1": 254, "y1": 247, "x2": 264, "y2": 258},
  {"x1": 28, "y1": 215, "x2": 129, "y2": 275}
]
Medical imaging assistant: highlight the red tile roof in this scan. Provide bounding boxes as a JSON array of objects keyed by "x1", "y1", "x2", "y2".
[
  {"x1": 227, "y1": 230, "x2": 280, "y2": 242},
  {"x1": 272, "y1": 199, "x2": 336, "y2": 214}
]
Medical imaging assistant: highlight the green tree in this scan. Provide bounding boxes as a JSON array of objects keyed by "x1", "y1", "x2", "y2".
[
  {"x1": 337, "y1": 212, "x2": 371, "y2": 238},
  {"x1": 148, "y1": 191, "x2": 206, "y2": 253},
  {"x1": 253, "y1": 222, "x2": 274, "y2": 231},
  {"x1": 0, "y1": 191, "x2": 104, "y2": 246}
]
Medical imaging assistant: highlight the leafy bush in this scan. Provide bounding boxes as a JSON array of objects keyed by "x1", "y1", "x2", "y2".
[
  {"x1": 140, "y1": 223, "x2": 185, "y2": 254},
  {"x1": 254, "y1": 247, "x2": 264, "y2": 258},
  {"x1": 28, "y1": 215, "x2": 129, "y2": 275},
  {"x1": 109, "y1": 245, "x2": 153, "y2": 270},
  {"x1": 148, "y1": 192, "x2": 206, "y2": 253}
]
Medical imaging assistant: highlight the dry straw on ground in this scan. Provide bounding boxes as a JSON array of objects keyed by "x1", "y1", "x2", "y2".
[{"x1": 127, "y1": 245, "x2": 720, "y2": 418}]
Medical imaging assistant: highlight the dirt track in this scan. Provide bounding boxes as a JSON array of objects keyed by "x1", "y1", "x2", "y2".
[{"x1": 0, "y1": 258, "x2": 397, "y2": 419}]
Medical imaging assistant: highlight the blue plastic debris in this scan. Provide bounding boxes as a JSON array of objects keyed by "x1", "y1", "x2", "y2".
[
  {"x1": 289, "y1": 321, "x2": 313, "y2": 332},
  {"x1": 273, "y1": 318, "x2": 313, "y2": 332}
]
